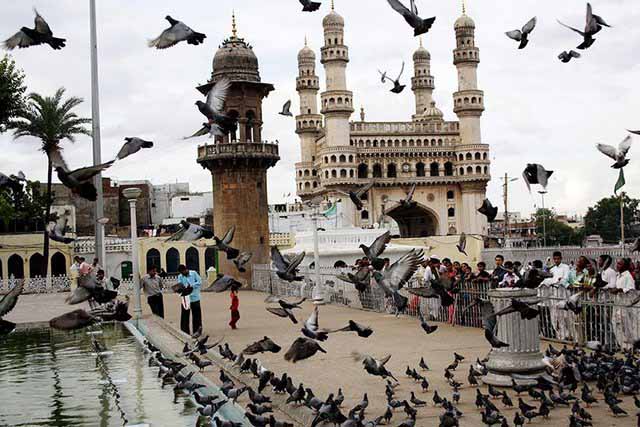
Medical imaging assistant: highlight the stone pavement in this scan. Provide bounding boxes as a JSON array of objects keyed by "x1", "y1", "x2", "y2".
[{"x1": 6, "y1": 291, "x2": 637, "y2": 426}]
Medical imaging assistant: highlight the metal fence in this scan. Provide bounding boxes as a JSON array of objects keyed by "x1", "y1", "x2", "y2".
[{"x1": 252, "y1": 264, "x2": 640, "y2": 352}]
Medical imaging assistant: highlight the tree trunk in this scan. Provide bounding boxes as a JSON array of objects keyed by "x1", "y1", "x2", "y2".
[{"x1": 43, "y1": 154, "x2": 52, "y2": 278}]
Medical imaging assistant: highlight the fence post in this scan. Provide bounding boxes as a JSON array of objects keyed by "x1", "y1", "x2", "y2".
[{"x1": 483, "y1": 287, "x2": 547, "y2": 386}]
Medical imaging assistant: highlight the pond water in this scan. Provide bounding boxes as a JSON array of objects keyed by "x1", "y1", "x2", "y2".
[{"x1": 0, "y1": 323, "x2": 199, "y2": 426}]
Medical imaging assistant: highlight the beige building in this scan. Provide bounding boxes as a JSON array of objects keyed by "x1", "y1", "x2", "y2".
[
  {"x1": 294, "y1": 6, "x2": 490, "y2": 238},
  {"x1": 0, "y1": 234, "x2": 73, "y2": 279}
]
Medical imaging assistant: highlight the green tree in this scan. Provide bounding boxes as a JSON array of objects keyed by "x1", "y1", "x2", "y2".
[
  {"x1": 534, "y1": 208, "x2": 583, "y2": 246},
  {"x1": 0, "y1": 180, "x2": 48, "y2": 233},
  {"x1": 584, "y1": 195, "x2": 640, "y2": 244},
  {"x1": 0, "y1": 54, "x2": 27, "y2": 132},
  {"x1": 8, "y1": 88, "x2": 91, "y2": 277}
]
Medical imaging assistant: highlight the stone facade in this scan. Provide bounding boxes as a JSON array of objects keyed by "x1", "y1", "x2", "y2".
[{"x1": 295, "y1": 7, "x2": 490, "y2": 238}]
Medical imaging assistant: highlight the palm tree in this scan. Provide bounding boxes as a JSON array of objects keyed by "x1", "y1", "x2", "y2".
[{"x1": 9, "y1": 88, "x2": 91, "y2": 277}]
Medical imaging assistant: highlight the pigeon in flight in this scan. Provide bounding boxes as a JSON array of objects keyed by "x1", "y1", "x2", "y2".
[
  {"x1": 116, "y1": 137, "x2": 154, "y2": 161},
  {"x1": 266, "y1": 305, "x2": 298, "y2": 324},
  {"x1": 195, "y1": 78, "x2": 237, "y2": 138},
  {"x1": 352, "y1": 352, "x2": 398, "y2": 381},
  {"x1": 631, "y1": 238, "x2": 640, "y2": 254},
  {"x1": 333, "y1": 320, "x2": 374, "y2": 338},
  {"x1": 558, "y1": 50, "x2": 581, "y2": 63},
  {"x1": 629, "y1": 130, "x2": 640, "y2": 135},
  {"x1": 596, "y1": 135, "x2": 633, "y2": 169},
  {"x1": 417, "y1": 309, "x2": 437, "y2": 334},
  {"x1": 478, "y1": 199, "x2": 498, "y2": 222},
  {"x1": 284, "y1": 337, "x2": 327, "y2": 363},
  {"x1": 336, "y1": 265, "x2": 370, "y2": 292},
  {"x1": 373, "y1": 249, "x2": 424, "y2": 314},
  {"x1": 279, "y1": 100, "x2": 293, "y2": 117},
  {"x1": 505, "y1": 17, "x2": 537, "y2": 49},
  {"x1": 522, "y1": 163, "x2": 553, "y2": 192},
  {"x1": 2, "y1": 9, "x2": 66, "y2": 50},
  {"x1": 271, "y1": 246, "x2": 305, "y2": 282},
  {"x1": 205, "y1": 274, "x2": 242, "y2": 293},
  {"x1": 299, "y1": 0, "x2": 322, "y2": 12},
  {"x1": 0, "y1": 281, "x2": 23, "y2": 335},
  {"x1": 49, "y1": 309, "x2": 99, "y2": 331},
  {"x1": 47, "y1": 212, "x2": 74, "y2": 244},
  {"x1": 360, "y1": 230, "x2": 391, "y2": 270},
  {"x1": 378, "y1": 61, "x2": 406, "y2": 94},
  {"x1": 233, "y1": 252, "x2": 253, "y2": 272},
  {"x1": 211, "y1": 226, "x2": 240, "y2": 260},
  {"x1": 168, "y1": 220, "x2": 214, "y2": 241},
  {"x1": 557, "y1": 3, "x2": 611, "y2": 50},
  {"x1": 337, "y1": 182, "x2": 374, "y2": 210},
  {"x1": 386, "y1": 0, "x2": 436, "y2": 37},
  {"x1": 392, "y1": 183, "x2": 417, "y2": 209},
  {"x1": 48, "y1": 148, "x2": 114, "y2": 201},
  {"x1": 242, "y1": 336, "x2": 282, "y2": 355},
  {"x1": 456, "y1": 233, "x2": 468, "y2": 256},
  {"x1": 148, "y1": 15, "x2": 206, "y2": 49},
  {"x1": 301, "y1": 306, "x2": 331, "y2": 341},
  {"x1": 463, "y1": 298, "x2": 509, "y2": 348}
]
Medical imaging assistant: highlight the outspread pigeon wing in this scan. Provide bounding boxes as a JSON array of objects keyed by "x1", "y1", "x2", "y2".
[
  {"x1": 271, "y1": 246, "x2": 290, "y2": 271},
  {"x1": 33, "y1": 9, "x2": 52, "y2": 35},
  {"x1": 522, "y1": 16, "x2": 537, "y2": 34},
  {"x1": 618, "y1": 135, "x2": 633, "y2": 157},
  {"x1": 286, "y1": 251, "x2": 306, "y2": 272},
  {"x1": 0, "y1": 281, "x2": 24, "y2": 317},
  {"x1": 221, "y1": 225, "x2": 236, "y2": 245},
  {"x1": 505, "y1": 30, "x2": 523, "y2": 41},
  {"x1": 206, "y1": 78, "x2": 231, "y2": 113},
  {"x1": 355, "y1": 182, "x2": 374, "y2": 198},
  {"x1": 368, "y1": 230, "x2": 391, "y2": 259},
  {"x1": 557, "y1": 20, "x2": 585, "y2": 36},
  {"x1": 396, "y1": 61, "x2": 405, "y2": 81},
  {"x1": 596, "y1": 143, "x2": 618, "y2": 160}
]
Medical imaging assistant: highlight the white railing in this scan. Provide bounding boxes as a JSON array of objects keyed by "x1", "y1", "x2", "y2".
[{"x1": 73, "y1": 237, "x2": 133, "y2": 254}]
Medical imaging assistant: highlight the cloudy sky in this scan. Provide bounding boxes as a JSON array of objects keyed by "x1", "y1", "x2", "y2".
[{"x1": 1, "y1": 0, "x2": 638, "y2": 218}]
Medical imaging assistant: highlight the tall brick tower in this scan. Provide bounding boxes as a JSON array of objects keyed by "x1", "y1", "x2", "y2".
[{"x1": 196, "y1": 14, "x2": 279, "y2": 284}]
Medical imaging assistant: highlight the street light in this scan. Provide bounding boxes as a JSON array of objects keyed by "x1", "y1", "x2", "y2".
[
  {"x1": 311, "y1": 203, "x2": 325, "y2": 305},
  {"x1": 538, "y1": 190, "x2": 548, "y2": 247},
  {"x1": 123, "y1": 188, "x2": 142, "y2": 321}
]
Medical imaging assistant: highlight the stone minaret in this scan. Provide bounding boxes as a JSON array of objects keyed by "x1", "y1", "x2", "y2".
[
  {"x1": 296, "y1": 39, "x2": 321, "y2": 164},
  {"x1": 320, "y1": 3, "x2": 354, "y2": 147},
  {"x1": 452, "y1": 8, "x2": 484, "y2": 146},
  {"x1": 411, "y1": 39, "x2": 435, "y2": 120}
]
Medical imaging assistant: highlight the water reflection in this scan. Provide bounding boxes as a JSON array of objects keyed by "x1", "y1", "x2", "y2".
[{"x1": 0, "y1": 324, "x2": 198, "y2": 426}]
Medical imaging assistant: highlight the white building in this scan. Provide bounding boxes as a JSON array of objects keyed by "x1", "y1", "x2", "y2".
[
  {"x1": 170, "y1": 192, "x2": 214, "y2": 221},
  {"x1": 151, "y1": 183, "x2": 190, "y2": 225}
]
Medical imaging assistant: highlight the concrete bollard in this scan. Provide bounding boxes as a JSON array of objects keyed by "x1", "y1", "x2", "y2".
[{"x1": 483, "y1": 287, "x2": 547, "y2": 386}]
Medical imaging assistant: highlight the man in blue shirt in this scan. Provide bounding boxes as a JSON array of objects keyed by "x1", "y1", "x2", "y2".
[{"x1": 177, "y1": 264, "x2": 202, "y2": 335}]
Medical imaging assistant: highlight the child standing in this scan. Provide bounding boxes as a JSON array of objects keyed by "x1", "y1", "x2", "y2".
[{"x1": 229, "y1": 289, "x2": 240, "y2": 329}]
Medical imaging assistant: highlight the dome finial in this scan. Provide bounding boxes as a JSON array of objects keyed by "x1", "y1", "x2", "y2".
[
  {"x1": 231, "y1": 10, "x2": 238, "y2": 38},
  {"x1": 462, "y1": 0, "x2": 466, "y2": 15},
  {"x1": 419, "y1": 37, "x2": 423, "y2": 48},
  {"x1": 331, "y1": 0, "x2": 335, "y2": 11},
  {"x1": 304, "y1": 35, "x2": 308, "y2": 46}
]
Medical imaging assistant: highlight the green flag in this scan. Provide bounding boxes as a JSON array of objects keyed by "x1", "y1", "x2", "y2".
[{"x1": 614, "y1": 168, "x2": 626, "y2": 194}]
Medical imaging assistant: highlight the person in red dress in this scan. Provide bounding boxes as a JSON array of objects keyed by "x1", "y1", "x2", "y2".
[{"x1": 229, "y1": 288, "x2": 240, "y2": 329}]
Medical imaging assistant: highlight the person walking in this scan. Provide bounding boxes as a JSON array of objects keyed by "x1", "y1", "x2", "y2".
[
  {"x1": 177, "y1": 264, "x2": 202, "y2": 335},
  {"x1": 229, "y1": 288, "x2": 240, "y2": 329},
  {"x1": 610, "y1": 258, "x2": 636, "y2": 351},
  {"x1": 141, "y1": 266, "x2": 165, "y2": 318}
]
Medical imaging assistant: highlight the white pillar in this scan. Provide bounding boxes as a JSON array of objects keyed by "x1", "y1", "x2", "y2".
[
  {"x1": 311, "y1": 205, "x2": 325, "y2": 304},
  {"x1": 123, "y1": 188, "x2": 142, "y2": 320}
]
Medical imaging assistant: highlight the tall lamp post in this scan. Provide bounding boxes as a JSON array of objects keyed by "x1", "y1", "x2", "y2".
[
  {"x1": 123, "y1": 188, "x2": 142, "y2": 321},
  {"x1": 311, "y1": 203, "x2": 324, "y2": 304},
  {"x1": 538, "y1": 190, "x2": 548, "y2": 247},
  {"x1": 502, "y1": 174, "x2": 519, "y2": 247}
]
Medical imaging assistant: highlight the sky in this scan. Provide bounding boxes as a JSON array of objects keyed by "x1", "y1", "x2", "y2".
[{"x1": 1, "y1": 0, "x2": 639, "y2": 218}]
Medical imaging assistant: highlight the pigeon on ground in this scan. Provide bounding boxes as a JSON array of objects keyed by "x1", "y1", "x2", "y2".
[
  {"x1": 242, "y1": 336, "x2": 282, "y2": 355},
  {"x1": 505, "y1": 17, "x2": 537, "y2": 49},
  {"x1": 116, "y1": 137, "x2": 154, "y2": 160},
  {"x1": 332, "y1": 320, "x2": 374, "y2": 338},
  {"x1": 2, "y1": 9, "x2": 66, "y2": 50},
  {"x1": 213, "y1": 417, "x2": 243, "y2": 427},
  {"x1": 210, "y1": 226, "x2": 240, "y2": 260},
  {"x1": 195, "y1": 77, "x2": 237, "y2": 138},
  {"x1": 463, "y1": 298, "x2": 509, "y2": 348},
  {"x1": 596, "y1": 135, "x2": 633, "y2": 169},
  {"x1": 299, "y1": 0, "x2": 322, "y2": 12},
  {"x1": 337, "y1": 182, "x2": 374, "y2": 211},
  {"x1": 148, "y1": 15, "x2": 206, "y2": 49},
  {"x1": 47, "y1": 212, "x2": 74, "y2": 244},
  {"x1": 49, "y1": 148, "x2": 114, "y2": 201},
  {"x1": 284, "y1": 337, "x2": 327, "y2": 363},
  {"x1": 557, "y1": 3, "x2": 611, "y2": 50},
  {"x1": 233, "y1": 252, "x2": 253, "y2": 273},
  {"x1": 279, "y1": 100, "x2": 293, "y2": 117},
  {"x1": 522, "y1": 163, "x2": 553, "y2": 192},
  {"x1": 0, "y1": 281, "x2": 23, "y2": 336},
  {"x1": 49, "y1": 309, "x2": 99, "y2": 330},
  {"x1": 379, "y1": 62, "x2": 406, "y2": 94},
  {"x1": 271, "y1": 247, "x2": 305, "y2": 282},
  {"x1": 478, "y1": 199, "x2": 498, "y2": 222},
  {"x1": 558, "y1": 50, "x2": 581, "y2": 63},
  {"x1": 205, "y1": 274, "x2": 242, "y2": 293},
  {"x1": 386, "y1": 0, "x2": 436, "y2": 36},
  {"x1": 168, "y1": 220, "x2": 214, "y2": 241}
]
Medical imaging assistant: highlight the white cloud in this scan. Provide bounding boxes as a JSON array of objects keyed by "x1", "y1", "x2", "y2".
[{"x1": 1, "y1": 0, "x2": 638, "y2": 218}]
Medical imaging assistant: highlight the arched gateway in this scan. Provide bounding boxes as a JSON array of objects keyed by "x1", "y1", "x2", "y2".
[{"x1": 386, "y1": 203, "x2": 439, "y2": 238}]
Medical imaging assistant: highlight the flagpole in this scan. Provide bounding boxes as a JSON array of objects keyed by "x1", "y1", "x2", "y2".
[{"x1": 620, "y1": 191, "x2": 626, "y2": 255}]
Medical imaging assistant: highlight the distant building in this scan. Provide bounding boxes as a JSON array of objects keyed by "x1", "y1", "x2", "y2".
[
  {"x1": 169, "y1": 192, "x2": 213, "y2": 223},
  {"x1": 150, "y1": 182, "x2": 190, "y2": 225}
]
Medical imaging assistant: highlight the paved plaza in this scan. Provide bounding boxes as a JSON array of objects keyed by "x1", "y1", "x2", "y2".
[{"x1": 7, "y1": 291, "x2": 638, "y2": 426}]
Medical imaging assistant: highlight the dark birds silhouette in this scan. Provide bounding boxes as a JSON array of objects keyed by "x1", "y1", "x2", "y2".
[
  {"x1": 558, "y1": 50, "x2": 581, "y2": 63},
  {"x1": 205, "y1": 274, "x2": 242, "y2": 293},
  {"x1": 629, "y1": 130, "x2": 640, "y2": 135},
  {"x1": 116, "y1": 137, "x2": 154, "y2": 160},
  {"x1": 242, "y1": 336, "x2": 282, "y2": 355},
  {"x1": 505, "y1": 17, "x2": 537, "y2": 49},
  {"x1": 386, "y1": 0, "x2": 436, "y2": 36},
  {"x1": 2, "y1": 9, "x2": 66, "y2": 50},
  {"x1": 513, "y1": 412, "x2": 525, "y2": 427},
  {"x1": 271, "y1": 247, "x2": 305, "y2": 282},
  {"x1": 299, "y1": 0, "x2": 321, "y2": 12},
  {"x1": 333, "y1": 320, "x2": 374, "y2": 338},
  {"x1": 336, "y1": 265, "x2": 371, "y2": 292},
  {"x1": 0, "y1": 281, "x2": 23, "y2": 335},
  {"x1": 418, "y1": 309, "x2": 438, "y2": 334},
  {"x1": 168, "y1": 220, "x2": 214, "y2": 241},
  {"x1": 211, "y1": 226, "x2": 240, "y2": 259},
  {"x1": 148, "y1": 15, "x2": 206, "y2": 49},
  {"x1": 557, "y1": 3, "x2": 611, "y2": 50},
  {"x1": 49, "y1": 309, "x2": 98, "y2": 330},
  {"x1": 478, "y1": 198, "x2": 498, "y2": 222},
  {"x1": 522, "y1": 163, "x2": 553, "y2": 192},
  {"x1": 284, "y1": 337, "x2": 326, "y2": 363},
  {"x1": 279, "y1": 100, "x2": 293, "y2": 116},
  {"x1": 393, "y1": 183, "x2": 417, "y2": 209},
  {"x1": 379, "y1": 61, "x2": 406, "y2": 93},
  {"x1": 494, "y1": 298, "x2": 540, "y2": 320},
  {"x1": 48, "y1": 148, "x2": 114, "y2": 201},
  {"x1": 194, "y1": 77, "x2": 236, "y2": 138},
  {"x1": 464, "y1": 298, "x2": 509, "y2": 348},
  {"x1": 410, "y1": 392, "x2": 426, "y2": 406},
  {"x1": 597, "y1": 135, "x2": 633, "y2": 168},
  {"x1": 337, "y1": 182, "x2": 374, "y2": 211}
]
